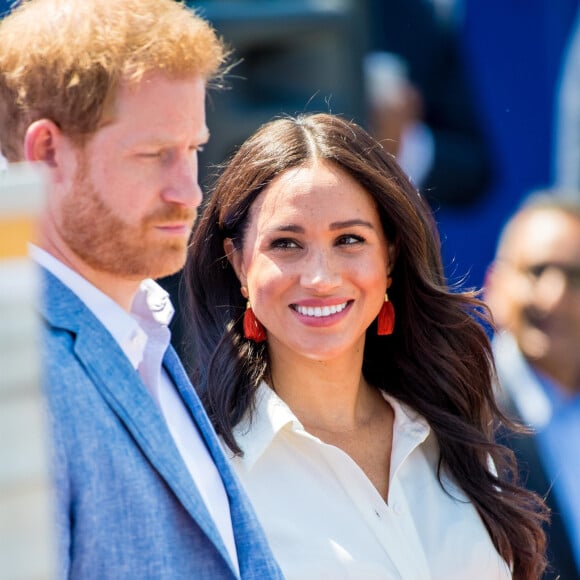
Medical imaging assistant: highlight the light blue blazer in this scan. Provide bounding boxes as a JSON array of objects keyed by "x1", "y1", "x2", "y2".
[{"x1": 40, "y1": 268, "x2": 283, "y2": 579}]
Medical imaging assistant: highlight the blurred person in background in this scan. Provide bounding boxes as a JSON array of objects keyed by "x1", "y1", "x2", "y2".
[
  {"x1": 364, "y1": 0, "x2": 493, "y2": 208},
  {"x1": 485, "y1": 194, "x2": 580, "y2": 580},
  {"x1": 0, "y1": 0, "x2": 283, "y2": 577}
]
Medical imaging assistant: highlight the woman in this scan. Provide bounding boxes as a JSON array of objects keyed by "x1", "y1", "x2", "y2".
[{"x1": 183, "y1": 113, "x2": 547, "y2": 579}]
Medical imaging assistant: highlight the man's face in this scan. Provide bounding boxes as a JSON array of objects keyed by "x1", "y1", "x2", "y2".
[
  {"x1": 486, "y1": 208, "x2": 580, "y2": 384},
  {"x1": 52, "y1": 73, "x2": 208, "y2": 281}
]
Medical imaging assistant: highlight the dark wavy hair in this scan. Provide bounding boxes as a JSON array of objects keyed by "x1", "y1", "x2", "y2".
[{"x1": 183, "y1": 112, "x2": 547, "y2": 579}]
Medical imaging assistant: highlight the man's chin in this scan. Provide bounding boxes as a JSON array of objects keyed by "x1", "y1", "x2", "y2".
[
  {"x1": 147, "y1": 248, "x2": 188, "y2": 280},
  {"x1": 80, "y1": 243, "x2": 188, "y2": 281}
]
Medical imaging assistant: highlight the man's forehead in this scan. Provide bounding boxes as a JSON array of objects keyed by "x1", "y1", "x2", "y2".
[{"x1": 507, "y1": 210, "x2": 580, "y2": 254}]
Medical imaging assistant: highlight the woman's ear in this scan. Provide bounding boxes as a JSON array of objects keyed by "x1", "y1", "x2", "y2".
[{"x1": 223, "y1": 238, "x2": 246, "y2": 286}]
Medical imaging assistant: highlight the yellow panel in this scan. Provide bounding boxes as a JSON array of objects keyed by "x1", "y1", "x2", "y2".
[{"x1": 0, "y1": 217, "x2": 36, "y2": 259}]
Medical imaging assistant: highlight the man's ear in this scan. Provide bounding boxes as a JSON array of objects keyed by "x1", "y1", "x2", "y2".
[
  {"x1": 24, "y1": 120, "x2": 60, "y2": 163},
  {"x1": 223, "y1": 237, "x2": 246, "y2": 286},
  {"x1": 25, "y1": 119, "x2": 76, "y2": 184}
]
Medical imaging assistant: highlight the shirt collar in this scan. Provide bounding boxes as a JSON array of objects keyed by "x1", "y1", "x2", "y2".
[
  {"x1": 232, "y1": 382, "x2": 299, "y2": 469},
  {"x1": 383, "y1": 392, "x2": 430, "y2": 479},
  {"x1": 232, "y1": 381, "x2": 430, "y2": 471},
  {"x1": 132, "y1": 278, "x2": 174, "y2": 327},
  {"x1": 30, "y1": 244, "x2": 174, "y2": 369}
]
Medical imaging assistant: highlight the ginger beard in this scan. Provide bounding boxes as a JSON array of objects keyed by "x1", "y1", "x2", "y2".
[{"x1": 60, "y1": 153, "x2": 195, "y2": 280}]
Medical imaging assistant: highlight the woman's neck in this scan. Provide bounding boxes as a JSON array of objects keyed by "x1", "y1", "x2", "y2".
[{"x1": 268, "y1": 346, "x2": 378, "y2": 432}]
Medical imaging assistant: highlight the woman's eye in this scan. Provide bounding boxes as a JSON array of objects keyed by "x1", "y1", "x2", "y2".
[
  {"x1": 337, "y1": 234, "x2": 364, "y2": 246},
  {"x1": 271, "y1": 238, "x2": 300, "y2": 249}
]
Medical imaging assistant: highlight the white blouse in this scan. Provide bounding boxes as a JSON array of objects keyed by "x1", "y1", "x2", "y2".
[{"x1": 228, "y1": 383, "x2": 511, "y2": 580}]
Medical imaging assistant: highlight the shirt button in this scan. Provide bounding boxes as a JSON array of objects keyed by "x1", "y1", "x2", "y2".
[
  {"x1": 392, "y1": 502, "x2": 403, "y2": 515},
  {"x1": 374, "y1": 509, "x2": 381, "y2": 519}
]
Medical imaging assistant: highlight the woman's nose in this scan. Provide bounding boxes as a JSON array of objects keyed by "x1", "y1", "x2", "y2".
[{"x1": 300, "y1": 249, "x2": 341, "y2": 291}]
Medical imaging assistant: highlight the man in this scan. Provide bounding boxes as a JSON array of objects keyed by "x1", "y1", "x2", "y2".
[
  {"x1": 485, "y1": 194, "x2": 580, "y2": 579},
  {"x1": 0, "y1": 1, "x2": 282, "y2": 578}
]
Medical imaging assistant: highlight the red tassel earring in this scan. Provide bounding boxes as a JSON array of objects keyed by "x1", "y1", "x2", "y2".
[
  {"x1": 243, "y1": 301, "x2": 267, "y2": 342},
  {"x1": 377, "y1": 292, "x2": 395, "y2": 335}
]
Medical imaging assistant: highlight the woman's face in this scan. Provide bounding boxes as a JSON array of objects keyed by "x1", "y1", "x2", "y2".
[{"x1": 227, "y1": 160, "x2": 393, "y2": 363}]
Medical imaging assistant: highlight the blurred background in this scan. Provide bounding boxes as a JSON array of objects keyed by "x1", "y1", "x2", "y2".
[{"x1": 168, "y1": 0, "x2": 580, "y2": 347}]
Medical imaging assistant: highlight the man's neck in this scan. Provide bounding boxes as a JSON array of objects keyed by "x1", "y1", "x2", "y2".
[{"x1": 37, "y1": 238, "x2": 141, "y2": 312}]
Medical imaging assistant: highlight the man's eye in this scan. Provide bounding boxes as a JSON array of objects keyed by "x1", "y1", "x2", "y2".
[
  {"x1": 527, "y1": 264, "x2": 547, "y2": 279},
  {"x1": 140, "y1": 151, "x2": 166, "y2": 160},
  {"x1": 140, "y1": 150, "x2": 173, "y2": 162},
  {"x1": 525, "y1": 263, "x2": 580, "y2": 289}
]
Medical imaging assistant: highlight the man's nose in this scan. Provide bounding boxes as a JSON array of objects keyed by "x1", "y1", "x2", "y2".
[
  {"x1": 161, "y1": 153, "x2": 202, "y2": 208},
  {"x1": 533, "y1": 267, "x2": 569, "y2": 311}
]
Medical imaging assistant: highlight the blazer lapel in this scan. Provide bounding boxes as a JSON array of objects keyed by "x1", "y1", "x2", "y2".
[
  {"x1": 40, "y1": 269, "x2": 232, "y2": 569},
  {"x1": 165, "y1": 347, "x2": 278, "y2": 575},
  {"x1": 163, "y1": 346, "x2": 247, "y2": 503}
]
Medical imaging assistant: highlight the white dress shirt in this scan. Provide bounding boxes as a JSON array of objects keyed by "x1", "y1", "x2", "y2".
[
  {"x1": 31, "y1": 246, "x2": 240, "y2": 575},
  {"x1": 228, "y1": 382, "x2": 511, "y2": 580}
]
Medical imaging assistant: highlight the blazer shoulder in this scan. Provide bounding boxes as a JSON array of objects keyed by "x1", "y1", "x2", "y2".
[{"x1": 39, "y1": 267, "x2": 95, "y2": 331}]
